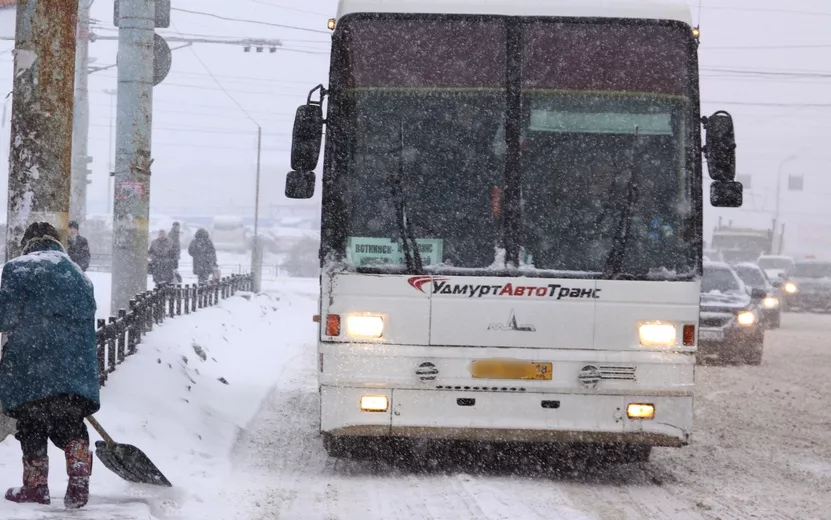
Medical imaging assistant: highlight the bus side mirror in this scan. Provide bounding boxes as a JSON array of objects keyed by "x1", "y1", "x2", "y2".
[
  {"x1": 702, "y1": 110, "x2": 736, "y2": 182},
  {"x1": 285, "y1": 171, "x2": 315, "y2": 199},
  {"x1": 711, "y1": 181, "x2": 742, "y2": 208},
  {"x1": 291, "y1": 104, "x2": 323, "y2": 172}
]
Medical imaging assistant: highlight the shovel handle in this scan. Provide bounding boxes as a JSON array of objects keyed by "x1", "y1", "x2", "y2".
[{"x1": 85, "y1": 415, "x2": 116, "y2": 447}]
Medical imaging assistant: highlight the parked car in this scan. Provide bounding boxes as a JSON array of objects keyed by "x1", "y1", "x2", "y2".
[
  {"x1": 733, "y1": 262, "x2": 781, "y2": 329},
  {"x1": 698, "y1": 261, "x2": 767, "y2": 365},
  {"x1": 757, "y1": 255, "x2": 794, "y2": 284},
  {"x1": 780, "y1": 259, "x2": 831, "y2": 313}
]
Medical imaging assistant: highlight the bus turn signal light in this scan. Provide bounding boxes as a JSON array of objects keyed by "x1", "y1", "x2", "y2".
[
  {"x1": 627, "y1": 403, "x2": 655, "y2": 420},
  {"x1": 326, "y1": 314, "x2": 341, "y2": 336},
  {"x1": 683, "y1": 324, "x2": 695, "y2": 346}
]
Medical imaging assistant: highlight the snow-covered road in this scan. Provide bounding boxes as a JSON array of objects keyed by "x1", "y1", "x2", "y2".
[{"x1": 226, "y1": 308, "x2": 831, "y2": 520}]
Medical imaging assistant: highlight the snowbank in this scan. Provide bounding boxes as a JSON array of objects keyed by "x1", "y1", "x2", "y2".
[{"x1": 0, "y1": 281, "x2": 316, "y2": 519}]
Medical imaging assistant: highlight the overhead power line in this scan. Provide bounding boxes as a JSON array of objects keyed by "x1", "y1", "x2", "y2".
[
  {"x1": 703, "y1": 43, "x2": 831, "y2": 51},
  {"x1": 171, "y1": 7, "x2": 331, "y2": 35},
  {"x1": 243, "y1": 0, "x2": 330, "y2": 17},
  {"x1": 88, "y1": 33, "x2": 329, "y2": 55},
  {"x1": 702, "y1": 67, "x2": 831, "y2": 79},
  {"x1": 687, "y1": 3, "x2": 831, "y2": 17},
  {"x1": 89, "y1": 25, "x2": 330, "y2": 45},
  {"x1": 89, "y1": 122, "x2": 289, "y2": 136},
  {"x1": 704, "y1": 100, "x2": 831, "y2": 108}
]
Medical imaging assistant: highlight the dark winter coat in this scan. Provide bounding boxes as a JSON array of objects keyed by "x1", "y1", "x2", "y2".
[
  {"x1": 168, "y1": 227, "x2": 181, "y2": 262},
  {"x1": 188, "y1": 230, "x2": 217, "y2": 279},
  {"x1": 67, "y1": 234, "x2": 91, "y2": 271},
  {"x1": 0, "y1": 237, "x2": 100, "y2": 417},
  {"x1": 148, "y1": 236, "x2": 177, "y2": 284}
]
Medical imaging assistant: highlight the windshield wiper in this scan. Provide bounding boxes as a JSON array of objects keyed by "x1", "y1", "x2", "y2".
[
  {"x1": 603, "y1": 126, "x2": 642, "y2": 278},
  {"x1": 390, "y1": 120, "x2": 423, "y2": 275}
]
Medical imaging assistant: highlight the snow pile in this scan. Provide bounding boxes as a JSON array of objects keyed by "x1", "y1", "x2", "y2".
[{"x1": 0, "y1": 281, "x2": 314, "y2": 519}]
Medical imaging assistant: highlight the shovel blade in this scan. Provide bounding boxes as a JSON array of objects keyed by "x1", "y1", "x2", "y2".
[{"x1": 94, "y1": 440, "x2": 172, "y2": 487}]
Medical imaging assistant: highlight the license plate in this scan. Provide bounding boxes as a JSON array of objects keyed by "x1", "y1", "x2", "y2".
[
  {"x1": 699, "y1": 330, "x2": 724, "y2": 342},
  {"x1": 469, "y1": 359, "x2": 553, "y2": 380}
]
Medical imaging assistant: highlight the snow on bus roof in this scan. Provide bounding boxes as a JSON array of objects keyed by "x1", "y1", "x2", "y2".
[{"x1": 337, "y1": 0, "x2": 693, "y2": 24}]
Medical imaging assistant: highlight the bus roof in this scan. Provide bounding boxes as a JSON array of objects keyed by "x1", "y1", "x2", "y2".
[{"x1": 337, "y1": 0, "x2": 693, "y2": 25}]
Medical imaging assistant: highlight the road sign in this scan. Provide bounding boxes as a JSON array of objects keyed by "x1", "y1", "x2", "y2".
[
  {"x1": 788, "y1": 175, "x2": 804, "y2": 191},
  {"x1": 153, "y1": 33, "x2": 171, "y2": 86}
]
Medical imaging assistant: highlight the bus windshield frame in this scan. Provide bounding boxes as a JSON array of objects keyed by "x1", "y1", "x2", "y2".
[{"x1": 320, "y1": 13, "x2": 702, "y2": 281}]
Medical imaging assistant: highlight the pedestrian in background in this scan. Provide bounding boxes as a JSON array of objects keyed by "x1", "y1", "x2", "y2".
[
  {"x1": 66, "y1": 221, "x2": 90, "y2": 272},
  {"x1": 148, "y1": 229, "x2": 177, "y2": 287},
  {"x1": 169, "y1": 222, "x2": 183, "y2": 284},
  {"x1": 188, "y1": 228, "x2": 217, "y2": 285},
  {"x1": 0, "y1": 222, "x2": 99, "y2": 509},
  {"x1": 169, "y1": 222, "x2": 181, "y2": 269}
]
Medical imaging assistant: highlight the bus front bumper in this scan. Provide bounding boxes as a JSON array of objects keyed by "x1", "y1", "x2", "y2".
[{"x1": 320, "y1": 386, "x2": 692, "y2": 447}]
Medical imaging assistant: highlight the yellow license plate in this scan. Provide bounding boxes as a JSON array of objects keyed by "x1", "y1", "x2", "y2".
[{"x1": 469, "y1": 359, "x2": 553, "y2": 381}]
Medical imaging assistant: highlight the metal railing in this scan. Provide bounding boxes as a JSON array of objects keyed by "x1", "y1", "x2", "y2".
[
  {"x1": 94, "y1": 274, "x2": 253, "y2": 387},
  {"x1": 86, "y1": 253, "x2": 287, "y2": 278}
]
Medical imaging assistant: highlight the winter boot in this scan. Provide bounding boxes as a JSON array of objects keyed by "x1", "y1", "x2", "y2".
[
  {"x1": 64, "y1": 438, "x2": 92, "y2": 509},
  {"x1": 5, "y1": 457, "x2": 51, "y2": 504}
]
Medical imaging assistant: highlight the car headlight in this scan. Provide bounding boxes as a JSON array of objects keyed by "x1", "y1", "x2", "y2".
[
  {"x1": 763, "y1": 297, "x2": 779, "y2": 309},
  {"x1": 638, "y1": 322, "x2": 677, "y2": 347},
  {"x1": 784, "y1": 282, "x2": 798, "y2": 294},
  {"x1": 737, "y1": 311, "x2": 756, "y2": 326},
  {"x1": 345, "y1": 315, "x2": 384, "y2": 338}
]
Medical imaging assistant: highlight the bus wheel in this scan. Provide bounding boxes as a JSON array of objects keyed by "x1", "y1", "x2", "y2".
[
  {"x1": 618, "y1": 445, "x2": 652, "y2": 463},
  {"x1": 323, "y1": 433, "x2": 353, "y2": 458}
]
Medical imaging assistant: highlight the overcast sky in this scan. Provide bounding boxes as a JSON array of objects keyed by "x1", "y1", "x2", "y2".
[{"x1": 0, "y1": 0, "x2": 829, "y2": 246}]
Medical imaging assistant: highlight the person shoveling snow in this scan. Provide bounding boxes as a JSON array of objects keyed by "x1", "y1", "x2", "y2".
[{"x1": 0, "y1": 222, "x2": 99, "y2": 509}]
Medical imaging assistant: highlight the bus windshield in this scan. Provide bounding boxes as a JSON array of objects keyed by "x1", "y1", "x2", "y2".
[{"x1": 328, "y1": 15, "x2": 698, "y2": 278}]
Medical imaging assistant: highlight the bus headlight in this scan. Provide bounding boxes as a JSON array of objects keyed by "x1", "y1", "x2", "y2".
[
  {"x1": 737, "y1": 311, "x2": 756, "y2": 326},
  {"x1": 638, "y1": 322, "x2": 677, "y2": 347},
  {"x1": 763, "y1": 297, "x2": 779, "y2": 309},
  {"x1": 784, "y1": 282, "x2": 798, "y2": 294},
  {"x1": 346, "y1": 315, "x2": 384, "y2": 338}
]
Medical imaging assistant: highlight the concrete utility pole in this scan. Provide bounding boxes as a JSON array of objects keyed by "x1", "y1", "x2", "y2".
[
  {"x1": 70, "y1": 0, "x2": 93, "y2": 225},
  {"x1": 111, "y1": 0, "x2": 155, "y2": 312},
  {"x1": 5, "y1": 0, "x2": 79, "y2": 260}
]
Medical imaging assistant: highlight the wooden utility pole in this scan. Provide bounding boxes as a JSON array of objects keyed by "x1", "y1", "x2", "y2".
[{"x1": 5, "y1": 0, "x2": 79, "y2": 259}]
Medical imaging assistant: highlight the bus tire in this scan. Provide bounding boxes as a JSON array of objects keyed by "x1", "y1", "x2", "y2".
[
  {"x1": 618, "y1": 445, "x2": 651, "y2": 463},
  {"x1": 322, "y1": 433, "x2": 351, "y2": 458}
]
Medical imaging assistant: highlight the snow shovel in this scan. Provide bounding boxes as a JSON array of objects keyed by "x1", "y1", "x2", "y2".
[{"x1": 85, "y1": 416, "x2": 172, "y2": 487}]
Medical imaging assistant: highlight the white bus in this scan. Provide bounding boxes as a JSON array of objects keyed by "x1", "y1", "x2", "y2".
[{"x1": 286, "y1": 0, "x2": 743, "y2": 461}]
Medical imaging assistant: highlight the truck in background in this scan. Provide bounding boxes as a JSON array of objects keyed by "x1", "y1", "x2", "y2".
[{"x1": 710, "y1": 225, "x2": 778, "y2": 265}]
